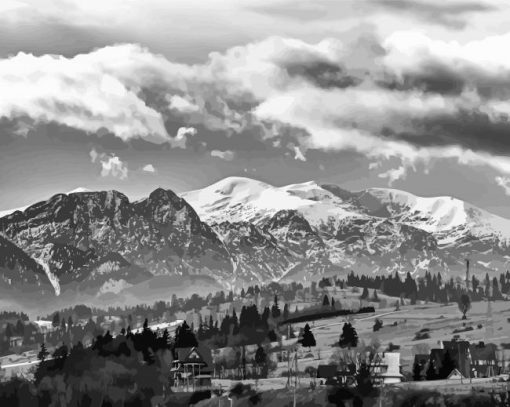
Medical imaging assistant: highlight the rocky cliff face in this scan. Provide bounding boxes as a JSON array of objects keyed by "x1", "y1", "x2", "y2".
[{"x1": 3, "y1": 176, "x2": 510, "y2": 301}]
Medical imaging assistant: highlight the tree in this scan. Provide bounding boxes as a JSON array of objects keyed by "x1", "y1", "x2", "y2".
[
  {"x1": 373, "y1": 319, "x2": 383, "y2": 332},
  {"x1": 356, "y1": 361, "x2": 373, "y2": 395},
  {"x1": 254, "y1": 345, "x2": 268, "y2": 377},
  {"x1": 339, "y1": 323, "x2": 358, "y2": 349},
  {"x1": 322, "y1": 295, "x2": 330, "y2": 307},
  {"x1": 271, "y1": 295, "x2": 281, "y2": 319},
  {"x1": 174, "y1": 321, "x2": 198, "y2": 348},
  {"x1": 283, "y1": 304, "x2": 289, "y2": 321},
  {"x1": 372, "y1": 289, "x2": 379, "y2": 302},
  {"x1": 60, "y1": 318, "x2": 66, "y2": 331},
  {"x1": 360, "y1": 287, "x2": 369, "y2": 300},
  {"x1": 331, "y1": 297, "x2": 336, "y2": 309},
  {"x1": 300, "y1": 324, "x2": 316, "y2": 350},
  {"x1": 458, "y1": 293, "x2": 471, "y2": 320},
  {"x1": 37, "y1": 343, "x2": 49, "y2": 363},
  {"x1": 52, "y1": 312, "x2": 60, "y2": 328}
]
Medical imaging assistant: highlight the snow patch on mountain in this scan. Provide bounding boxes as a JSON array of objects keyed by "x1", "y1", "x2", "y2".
[{"x1": 182, "y1": 176, "x2": 363, "y2": 227}]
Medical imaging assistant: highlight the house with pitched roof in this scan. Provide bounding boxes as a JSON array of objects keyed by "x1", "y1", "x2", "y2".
[
  {"x1": 469, "y1": 342, "x2": 499, "y2": 378},
  {"x1": 170, "y1": 344, "x2": 213, "y2": 391}
]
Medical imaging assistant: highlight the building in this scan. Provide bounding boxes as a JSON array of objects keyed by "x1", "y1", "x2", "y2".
[
  {"x1": 171, "y1": 344, "x2": 213, "y2": 391},
  {"x1": 470, "y1": 342, "x2": 499, "y2": 378},
  {"x1": 441, "y1": 340, "x2": 471, "y2": 378},
  {"x1": 370, "y1": 352, "x2": 403, "y2": 384},
  {"x1": 317, "y1": 364, "x2": 339, "y2": 385},
  {"x1": 8, "y1": 336, "x2": 23, "y2": 348},
  {"x1": 413, "y1": 354, "x2": 429, "y2": 381}
]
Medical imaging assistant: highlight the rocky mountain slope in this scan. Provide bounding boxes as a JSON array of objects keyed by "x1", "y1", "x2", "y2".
[
  {"x1": 183, "y1": 177, "x2": 510, "y2": 280},
  {"x1": 2, "y1": 176, "x2": 510, "y2": 308}
]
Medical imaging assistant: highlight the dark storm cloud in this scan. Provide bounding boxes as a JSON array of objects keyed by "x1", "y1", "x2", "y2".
[
  {"x1": 285, "y1": 61, "x2": 363, "y2": 89},
  {"x1": 379, "y1": 60, "x2": 510, "y2": 99},
  {"x1": 379, "y1": 110, "x2": 510, "y2": 155},
  {"x1": 370, "y1": 0, "x2": 496, "y2": 29}
]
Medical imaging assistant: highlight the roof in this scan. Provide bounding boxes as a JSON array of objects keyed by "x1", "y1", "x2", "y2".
[
  {"x1": 174, "y1": 344, "x2": 213, "y2": 371},
  {"x1": 470, "y1": 343, "x2": 497, "y2": 361},
  {"x1": 447, "y1": 368, "x2": 465, "y2": 380},
  {"x1": 317, "y1": 364, "x2": 337, "y2": 378}
]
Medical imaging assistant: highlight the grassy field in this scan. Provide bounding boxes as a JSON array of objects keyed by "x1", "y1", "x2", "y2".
[{"x1": 279, "y1": 287, "x2": 510, "y2": 376}]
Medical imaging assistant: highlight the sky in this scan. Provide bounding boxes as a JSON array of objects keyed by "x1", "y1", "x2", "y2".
[{"x1": 1, "y1": 0, "x2": 510, "y2": 217}]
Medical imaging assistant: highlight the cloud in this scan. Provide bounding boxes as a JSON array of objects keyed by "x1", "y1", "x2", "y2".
[
  {"x1": 0, "y1": 45, "x2": 169, "y2": 143},
  {"x1": 168, "y1": 95, "x2": 200, "y2": 113},
  {"x1": 378, "y1": 165, "x2": 407, "y2": 186},
  {"x1": 142, "y1": 164, "x2": 156, "y2": 173},
  {"x1": 370, "y1": 0, "x2": 495, "y2": 29},
  {"x1": 89, "y1": 148, "x2": 128, "y2": 180},
  {"x1": 293, "y1": 146, "x2": 307, "y2": 162},
  {"x1": 495, "y1": 176, "x2": 510, "y2": 195},
  {"x1": 211, "y1": 149, "x2": 235, "y2": 161},
  {"x1": 171, "y1": 127, "x2": 197, "y2": 149},
  {"x1": 5, "y1": 31, "x2": 510, "y2": 179}
]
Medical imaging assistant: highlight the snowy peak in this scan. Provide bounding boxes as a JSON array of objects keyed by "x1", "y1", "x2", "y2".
[
  {"x1": 362, "y1": 187, "x2": 510, "y2": 244},
  {"x1": 182, "y1": 177, "x2": 360, "y2": 225}
]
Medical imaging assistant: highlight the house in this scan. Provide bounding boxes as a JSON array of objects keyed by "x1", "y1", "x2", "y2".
[
  {"x1": 369, "y1": 352, "x2": 403, "y2": 384},
  {"x1": 171, "y1": 344, "x2": 213, "y2": 391},
  {"x1": 470, "y1": 342, "x2": 499, "y2": 378},
  {"x1": 441, "y1": 340, "x2": 471, "y2": 378},
  {"x1": 447, "y1": 369, "x2": 464, "y2": 380},
  {"x1": 8, "y1": 336, "x2": 23, "y2": 348},
  {"x1": 317, "y1": 364, "x2": 338, "y2": 385}
]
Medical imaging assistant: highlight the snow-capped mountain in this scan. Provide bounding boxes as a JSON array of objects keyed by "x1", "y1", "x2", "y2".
[
  {"x1": 183, "y1": 176, "x2": 510, "y2": 279},
  {"x1": 1, "y1": 176, "x2": 510, "y2": 311}
]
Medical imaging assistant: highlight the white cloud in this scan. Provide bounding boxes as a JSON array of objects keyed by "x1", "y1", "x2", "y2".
[
  {"x1": 495, "y1": 176, "x2": 510, "y2": 196},
  {"x1": 142, "y1": 164, "x2": 156, "y2": 173},
  {"x1": 211, "y1": 149, "x2": 235, "y2": 161},
  {"x1": 89, "y1": 148, "x2": 128, "y2": 180},
  {"x1": 171, "y1": 127, "x2": 197, "y2": 149},
  {"x1": 168, "y1": 95, "x2": 200, "y2": 113},
  {"x1": 100, "y1": 155, "x2": 128, "y2": 180},
  {"x1": 378, "y1": 165, "x2": 407, "y2": 186},
  {"x1": 3, "y1": 31, "x2": 510, "y2": 177},
  {"x1": 293, "y1": 146, "x2": 306, "y2": 162}
]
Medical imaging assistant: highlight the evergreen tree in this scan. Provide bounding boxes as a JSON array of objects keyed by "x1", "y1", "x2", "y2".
[
  {"x1": 271, "y1": 295, "x2": 281, "y2": 319},
  {"x1": 255, "y1": 345, "x2": 268, "y2": 377},
  {"x1": 300, "y1": 323, "x2": 316, "y2": 350},
  {"x1": 372, "y1": 289, "x2": 379, "y2": 301},
  {"x1": 283, "y1": 304, "x2": 289, "y2": 321},
  {"x1": 356, "y1": 361, "x2": 373, "y2": 395},
  {"x1": 331, "y1": 297, "x2": 335, "y2": 308},
  {"x1": 339, "y1": 323, "x2": 358, "y2": 349},
  {"x1": 174, "y1": 321, "x2": 198, "y2": 348},
  {"x1": 60, "y1": 318, "x2": 66, "y2": 331},
  {"x1": 322, "y1": 295, "x2": 330, "y2": 307},
  {"x1": 360, "y1": 287, "x2": 369, "y2": 300},
  {"x1": 52, "y1": 312, "x2": 60, "y2": 328},
  {"x1": 37, "y1": 343, "x2": 49, "y2": 363}
]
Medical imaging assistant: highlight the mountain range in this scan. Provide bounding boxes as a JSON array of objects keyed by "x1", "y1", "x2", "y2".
[{"x1": 1, "y1": 176, "x2": 510, "y2": 312}]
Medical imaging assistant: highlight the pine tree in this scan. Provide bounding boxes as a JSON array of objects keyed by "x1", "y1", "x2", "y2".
[
  {"x1": 52, "y1": 312, "x2": 60, "y2": 328},
  {"x1": 37, "y1": 343, "x2": 49, "y2": 363},
  {"x1": 283, "y1": 304, "x2": 289, "y2": 321},
  {"x1": 339, "y1": 323, "x2": 358, "y2": 349},
  {"x1": 322, "y1": 295, "x2": 330, "y2": 307},
  {"x1": 360, "y1": 287, "x2": 369, "y2": 300},
  {"x1": 300, "y1": 323, "x2": 316, "y2": 350}
]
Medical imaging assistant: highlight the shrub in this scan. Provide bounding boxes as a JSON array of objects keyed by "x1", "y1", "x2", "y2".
[{"x1": 413, "y1": 332, "x2": 430, "y2": 341}]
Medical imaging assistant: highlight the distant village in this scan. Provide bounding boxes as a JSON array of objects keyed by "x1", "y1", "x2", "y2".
[{"x1": 1, "y1": 267, "x2": 510, "y2": 405}]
